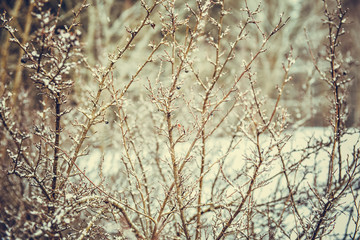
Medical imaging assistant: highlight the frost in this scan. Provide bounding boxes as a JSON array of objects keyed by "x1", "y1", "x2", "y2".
[
  {"x1": 33, "y1": 229, "x2": 43, "y2": 237},
  {"x1": 42, "y1": 79, "x2": 49, "y2": 86},
  {"x1": 43, "y1": 16, "x2": 49, "y2": 24},
  {"x1": 63, "y1": 32, "x2": 71, "y2": 39},
  {"x1": 31, "y1": 51, "x2": 38, "y2": 57}
]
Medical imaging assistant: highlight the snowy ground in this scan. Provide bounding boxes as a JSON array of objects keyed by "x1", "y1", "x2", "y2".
[{"x1": 78, "y1": 127, "x2": 359, "y2": 238}]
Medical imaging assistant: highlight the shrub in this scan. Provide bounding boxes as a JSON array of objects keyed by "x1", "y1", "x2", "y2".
[{"x1": 0, "y1": 0, "x2": 359, "y2": 239}]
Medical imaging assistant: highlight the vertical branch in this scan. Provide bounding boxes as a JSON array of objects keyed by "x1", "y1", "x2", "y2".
[
  {"x1": 166, "y1": 108, "x2": 190, "y2": 239},
  {"x1": 325, "y1": 0, "x2": 347, "y2": 194},
  {"x1": 215, "y1": 133, "x2": 263, "y2": 240},
  {"x1": 64, "y1": 0, "x2": 159, "y2": 179},
  {"x1": 196, "y1": 2, "x2": 224, "y2": 238},
  {"x1": 52, "y1": 94, "x2": 61, "y2": 200},
  {"x1": 160, "y1": 2, "x2": 204, "y2": 238},
  {"x1": 195, "y1": 124, "x2": 206, "y2": 239},
  {"x1": 51, "y1": 0, "x2": 64, "y2": 202}
]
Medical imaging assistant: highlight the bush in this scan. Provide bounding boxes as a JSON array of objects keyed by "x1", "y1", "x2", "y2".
[{"x1": 1, "y1": 0, "x2": 359, "y2": 239}]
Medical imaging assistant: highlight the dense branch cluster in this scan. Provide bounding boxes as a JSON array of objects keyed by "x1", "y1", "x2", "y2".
[{"x1": 0, "y1": 0, "x2": 359, "y2": 239}]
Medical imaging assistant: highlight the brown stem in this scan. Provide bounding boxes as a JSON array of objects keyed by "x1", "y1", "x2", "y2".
[
  {"x1": 195, "y1": 129, "x2": 206, "y2": 239},
  {"x1": 215, "y1": 133, "x2": 263, "y2": 240},
  {"x1": 64, "y1": 1, "x2": 159, "y2": 179},
  {"x1": 326, "y1": 2, "x2": 346, "y2": 194},
  {"x1": 52, "y1": 95, "x2": 61, "y2": 200},
  {"x1": 311, "y1": 201, "x2": 332, "y2": 240}
]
